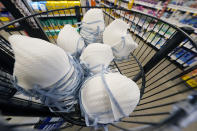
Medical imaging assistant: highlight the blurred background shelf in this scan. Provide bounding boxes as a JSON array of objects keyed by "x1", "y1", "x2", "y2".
[
  {"x1": 4, "y1": 25, "x2": 23, "y2": 32},
  {"x1": 99, "y1": 0, "x2": 197, "y2": 32},
  {"x1": 97, "y1": 0, "x2": 197, "y2": 68},
  {"x1": 37, "y1": 14, "x2": 77, "y2": 17}
]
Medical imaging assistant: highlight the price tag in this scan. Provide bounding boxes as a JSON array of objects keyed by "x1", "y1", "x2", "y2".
[
  {"x1": 8, "y1": 25, "x2": 14, "y2": 28},
  {"x1": 0, "y1": 17, "x2": 9, "y2": 22}
]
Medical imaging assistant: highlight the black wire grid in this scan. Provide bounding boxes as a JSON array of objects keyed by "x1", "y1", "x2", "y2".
[{"x1": 0, "y1": 6, "x2": 197, "y2": 130}]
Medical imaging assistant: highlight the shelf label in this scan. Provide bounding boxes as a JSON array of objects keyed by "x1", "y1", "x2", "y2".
[{"x1": 0, "y1": 17, "x2": 9, "y2": 22}]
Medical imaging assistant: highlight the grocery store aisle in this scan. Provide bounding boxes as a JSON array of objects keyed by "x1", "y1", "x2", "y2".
[{"x1": 1, "y1": 9, "x2": 196, "y2": 131}]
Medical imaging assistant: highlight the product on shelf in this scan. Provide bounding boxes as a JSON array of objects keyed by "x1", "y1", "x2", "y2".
[
  {"x1": 170, "y1": 0, "x2": 197, "y2": 8},
  {"x1": 30, "y1": 1, "x2": 80, "y2": 14},
  {"x1": 0, "y1": 16, "x2": 9, "y2": 22},
  {"x1": 35, "y1": 117, "x2": 64, "y2": 130},
  {"x1": 40, "y1": 18, "x2": 77, "y2": 27},
  {"x1": 0, "y1": 2, "x2": 14, "y2": 22},
  {"x1": 171, "y1": 47, "x2": 197, "y2": 66},
  {"x1": 161, "y1": 9, "x2": 197, "y2": 30},
  {"x1": 31, "y1": 1, "x2": 46, "y2": 12},
  {"x1": 0, "y1": 2, "x2": 22, "y2": 31},
  {"x1": 128, "y1": 0, "x2": 135, "y2": 9},
  {"x1": 45, "y1": 30, "x2": 59, "y2": 39},
  {"x1": 40, "y1": 17, "x2": 78, "y2": 38},
  {"x1": 135, "y1": 0, "x2": 160, "y2": 5},
  {"x1": 96, "y1": 0, "x2": 197, "y2": 87},
  {"x1": 182, "y1": 69, "x2": 197, "y2": 88},
  {"x1": 110, "y1": 0, "x2": 197, "y2": 31}
]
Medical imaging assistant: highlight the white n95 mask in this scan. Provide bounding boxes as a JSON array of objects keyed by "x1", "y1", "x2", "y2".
[
  {"x1": 9, "y1": 35, "x2": 71, "y2": 90},
  {"x1": 57, "y1": 24, "x2": 85, "y2": 56},
  {"x1": 9, "y1": 35, "x2": 84, "y2": 112},
  {"x1": 103, "y1": 19, "x2": 138, "y2": 59},
  {"x1": 80, "y1": 43, "x2": 114, "y2": 73},
  {"x1": 80, "y1": 72, "x2": 140, "y2": 125},
  {"x1": 80, "y1": 9, "x2": 105, "y2": 44}
]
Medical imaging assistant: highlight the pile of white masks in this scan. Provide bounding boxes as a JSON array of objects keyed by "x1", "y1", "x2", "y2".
[{"x1": 9, "y1": 9, "x2": 140, "y2": 130}]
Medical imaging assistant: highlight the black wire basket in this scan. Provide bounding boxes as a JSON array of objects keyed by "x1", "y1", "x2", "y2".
[{"x1": 0, "y1": 6, "x2": 197, "y2": 131}]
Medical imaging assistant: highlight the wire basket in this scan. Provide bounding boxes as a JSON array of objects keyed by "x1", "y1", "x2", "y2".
[{"x1": 0, "y1": 6, "x2": 197, "y2": 131}]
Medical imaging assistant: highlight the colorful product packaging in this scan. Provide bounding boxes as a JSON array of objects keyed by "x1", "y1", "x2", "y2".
[{"x1": 182, "y1": 69, "x2": 197, "y2": 88}]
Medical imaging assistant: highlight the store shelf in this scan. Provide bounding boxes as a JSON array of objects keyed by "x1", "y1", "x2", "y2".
[
  {"x1": 133, "y1": 28, "x2": 188, "y2": 68},
  {"x1": 121, "y1": 0, "x2": 197, "y2": 13},
  {"x1": 4, "y1": 26, "x2": 23, "y2": 32},
  {"x1": 120, "y1": 3, "x2": 156, "y2": 17},
  {"x1": 43, "y1": 26, "x2": 62, "y2": 30},
  {"x1": 100, "y1": 1, "x2": 152, "y2": 16},
  {"x1": 102, "y1": 1, "x2": 195, "y2": 68},
  {"x1": 104, "y1": 3, "x2": 183, "y2": 43},
  {"x1": 168, "y1": 4, "x2": 197, "y2": 14},
  {"x1": 180, "y1": 42, "x2": 197, "y2": 53},
  {"x1": 133, "y1": 29, "x2": 163, "y2": 49},
  {"x1": 169, "y1": 54, "x2": 189, "y2": 67},
  {"x1": 45, "y1": 29, "x2": 61, "y2": 34},
  {"x1": 37, "y1": 14, "x2": 77, "y2": 18},
  {"x1": 134, "y1": 1, "x2": 162, "y2": 10},
  {"x1": 120, "y1": 0, "x2": 197, "y2": 32},
  {"x1": 161, "y1": 18, "x2": 197, "y2": 33},
  {"x1": 104, "y1": 9, "x2": 167, "y2": 50},
  {"x1": 121, "y1": 0, "x2": 160, "y2": 9},
  {"x1": 116, "y1": 1, "x2": 197, "y2": 34},
  {"x1": 43, "y1": 24, "x2": 76, "y2": 30},
  {"x1": 133, "y1": 30, "x2": 161, "y2": 51},
  {"x1": 119, "y1": 0, "x2": 161, "y2": 16},
  {"x1": 115, "y1": 10, "x2": 171, "y2": 39},
  {"x1": 99, "y1": 1, "x2": 110, "y2": 7},
  {"x1": 104, "y1": 10, "x2": 187, "y2": 68},
  {"x1": 103, "y1": 10, "x2": 116, "y2": 19},
  {"x1": 152, "y1": 28, "x2": 172, "y2": 39}
]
